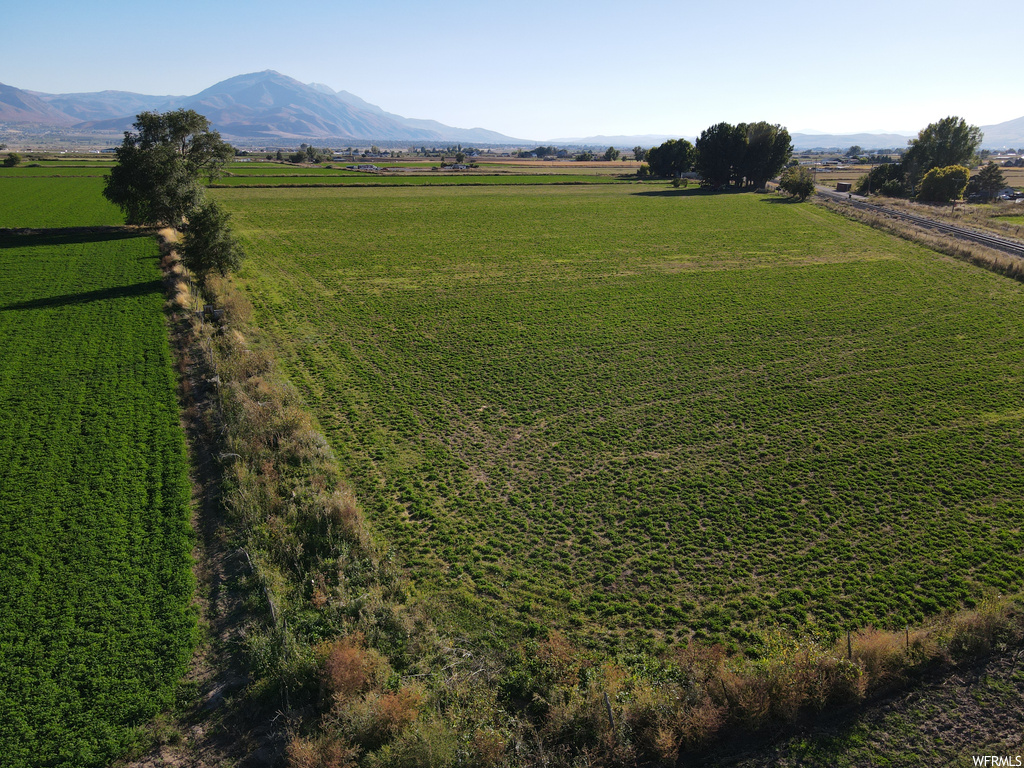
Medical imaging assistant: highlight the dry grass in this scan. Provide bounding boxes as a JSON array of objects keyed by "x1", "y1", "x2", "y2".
[
  {"x1": 319, "y1": 633, "x2": 391, "y2": 703},
  {"x1": 879, "y1": 196, "x2": 1024, "y2": 238},
  {"x1": 816, "y1": 197, "x2": 1024, "y2": 281}
]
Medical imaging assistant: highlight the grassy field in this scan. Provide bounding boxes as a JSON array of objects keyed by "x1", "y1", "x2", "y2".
[
  {"x1": 217, "y1": 183, "x2": 1024, "y2": 654},
  {"x1": 0, "y1": 179, "x2": 193, "y2": 767},
  {"x1": 216, "y1": 159, "x2": 633, "y2": 187},
  {"x1": 214, "y1": 173, "x2": 626, "y2": 187},
  {"x1": 0, "y1": 177, "x2": 120, "y2": 227}
]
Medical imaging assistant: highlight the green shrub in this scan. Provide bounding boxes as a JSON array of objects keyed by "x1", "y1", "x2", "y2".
[{"x1": 917, "y1": 164, "x2": 970, "y2": 202}]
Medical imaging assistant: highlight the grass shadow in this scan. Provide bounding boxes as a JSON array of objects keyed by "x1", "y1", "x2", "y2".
[{"x1": 0, "y1": 279, "x2": 163, "y2": 312}]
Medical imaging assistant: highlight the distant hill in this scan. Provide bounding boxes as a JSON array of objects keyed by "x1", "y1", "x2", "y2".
[
  {"x1": 4, "y1": 73, "x2": 1022, "y2": 149},
  {"x1": 548, "y1": 134, "x2": 683, "y2": 147},
  {"x1": 0, "y1": 71, "x2": 526, "y2": 145},
  {"x1": 789, "y1": 117, "x2": 1024, "y2": 151},
  {"x1": 980, "y1": 115, "x2": 1024, "y2": 148},
  {"x1": 0, "y1": 82, "x2": 78, "y2": 126},
  {"x1": 33, "y1": 90, "x2": 177, "y2": 123},
  {"x1": 559, "y1": 119, "x2": 1024, "y2": 153},
  {"x1": 789, "y1": 132, "x2": 913, "y2": 151}
]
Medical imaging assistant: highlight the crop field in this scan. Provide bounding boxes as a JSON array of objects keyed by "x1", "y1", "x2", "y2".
[
  {"x1": 0, "y1": 166, "x2": 112, "y2": 177},
  {"x1": 225, "y1": 164, "x2": 367, "y2": 176},
  {"x1": 0, "y1": 177, "x2": 122, "y2": 228},
  {"x1": 0, "y1": 179, "x2": 193, "y2": 766},
  {"x1": 214, "y1": 172, "x2": 624, "y2": 187},
  {"x1": 219, "y1": 183, "x2": 1024, "y2": 654}
]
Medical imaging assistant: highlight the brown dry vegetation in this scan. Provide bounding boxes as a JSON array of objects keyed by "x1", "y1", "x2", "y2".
[
  {"x1": 815, "y1": 196, "x2": 1024, "y2": 281},
  {"x1": 872, "y1": 196, "x2": 1024, "y2": 238}
]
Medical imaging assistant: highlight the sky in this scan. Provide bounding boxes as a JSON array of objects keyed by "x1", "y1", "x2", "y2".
[{"x1": 3, "y1": 0, "x2": 1021, "y2": 141}]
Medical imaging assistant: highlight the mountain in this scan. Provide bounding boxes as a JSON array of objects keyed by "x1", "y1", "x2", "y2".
[
  {"x1": 980, "y1": 115, "x2": 1024, "y2": 148},
  {"x1": 788, "y1": 117, "x2": 1024, "y2": 151},
  {"x1": 0, "y1": 71, "x2": 525, "y2": 144},
  {"x1": 789, "y1": 132, "x2": 914, "y2": 151},
  {"x1": 33, "y1": 90, "x2": 177, "y2": 123},
  {"x1": 0, "y1": 82, "x2": 78, "y2": 126},
  {"x1": 548, "y1": 134, "x2": 682, "y2": 147}
]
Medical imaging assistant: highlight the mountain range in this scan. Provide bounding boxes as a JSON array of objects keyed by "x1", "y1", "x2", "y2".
[
  {"x1": 0, "y1": 71, "x2": 524, "y2": 145},
  {"x1": 2, "y1": 70, "x2": 1022, "y2": 149}
]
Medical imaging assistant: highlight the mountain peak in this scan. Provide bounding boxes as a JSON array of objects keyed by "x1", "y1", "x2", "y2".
[{"x1": 307, "y1": 82, "x2": 337, "y2": 95}]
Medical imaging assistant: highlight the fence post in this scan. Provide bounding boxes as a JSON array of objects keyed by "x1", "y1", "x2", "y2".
[{"x1": 603, "y1": 691, "x2": 615, "y2": 736}]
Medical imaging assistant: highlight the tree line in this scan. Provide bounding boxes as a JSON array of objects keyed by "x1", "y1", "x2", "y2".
[
  {"x1": 103, "y1": 109, "x2": 244, "y2": 284},
  {"x1": 853, "y1": 116, "x2": 1005, "y2": 202},
  {"x1": 638, "y1": 121, "x2": 795, "y2": 192},
  {"x1": 640, "y1": 115, "x2": 1004, "y2": 204}
]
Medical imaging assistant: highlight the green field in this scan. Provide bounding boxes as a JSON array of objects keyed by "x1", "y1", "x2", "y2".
[
  {"x1": 0, "y1": 180, "x2": 193, "y2": 767},
  {"x1": 0, "y1": 177, "x2": 122, "y2": 227},
  {"x1": 214, "y1": 173, "x2": 624, "y2": 187},
  {"x1": 218, "y1": 183, "x2": 1024, "y2": 653}
]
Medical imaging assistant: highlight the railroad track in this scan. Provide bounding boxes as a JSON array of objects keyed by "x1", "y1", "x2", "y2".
[{"x1": 816, "y1": 187, "x2": 1024, "y2": 259}]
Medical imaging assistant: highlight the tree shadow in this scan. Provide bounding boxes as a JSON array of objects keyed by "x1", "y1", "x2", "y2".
[
  {"x1": 0, "y1": 279, "x2": 163, "y2": 312},
  {"x1": 760, "y1": 195, "x2": 805, "y2": 204},
  {"x1": 631, "y1": 187, "x2": 707, "y2": 198},
  {"x1": 0, "y1": 226, "x2": 147, "y2": 250}
]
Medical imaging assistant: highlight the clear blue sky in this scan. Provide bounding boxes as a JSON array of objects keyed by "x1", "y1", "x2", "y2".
[{"x1": 4, "y1": 0, "x2": 1020, "y2": 140}]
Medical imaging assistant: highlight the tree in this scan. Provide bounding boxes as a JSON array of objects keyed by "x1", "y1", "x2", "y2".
[
  {"x1": 903, "y1": 116, "x2": 982, "y2": 190},
  {"x1": 575, "y1": 150, "x2": 594, "y2": 161},
  {"x1": 455, "y1": 152, "x2": 466, "y2": 164},
  {"x1": 966, "y1": 162, "x2": 1006, "y2": 200},
  {"x1": 3, "y1": 152, "x2": 21, "y2": 167},
  {"x1": 854, "y1": 162, "x2": 905, "y2": 196},
  {"x1": 778, "y1": 165, "x2": 814, "y2": 200},
  {"x1": 917, "y1": 165, "x2": 970, "y2": 202},
  {"x1": 604, "y1": 146, "x2": 620, "y2": 161},
  {"x1": 180, "y1": 199, "x2": 245, "y2": 282},
  {"x1": 846, "y1": 145, "x2": 863, "y2": 157},
  {"x1": 645, "y1": 138, "x2": 694, "y2": 178},
  {"x1": 103, "y1": 109, "x2": 233, "y2": 227},
  {"x1": 633, "y1": 146, "x2": 646, "y2": 162},
  {"x1": 735, "y1": 121, "x2": 792, "y2": 188},
  {"x1": 694, "y1": 122, "x2": 746, "y2": 188}
]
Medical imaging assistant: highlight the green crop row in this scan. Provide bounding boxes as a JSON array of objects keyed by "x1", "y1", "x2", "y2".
[
  {"x1": 0, "y1": 205, "x2": 193, "y2": 767},
  {"x1": 215, "y1": 183, "x2": 1024, "y2": 658}
]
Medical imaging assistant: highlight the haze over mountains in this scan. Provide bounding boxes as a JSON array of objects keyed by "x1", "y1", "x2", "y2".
[
  {"x1": 1, "y1": 70, "x2": 1022, "y2": 148},
  {"x1": 1, "y1": 71, "x2": 523, "y2": 145}
]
